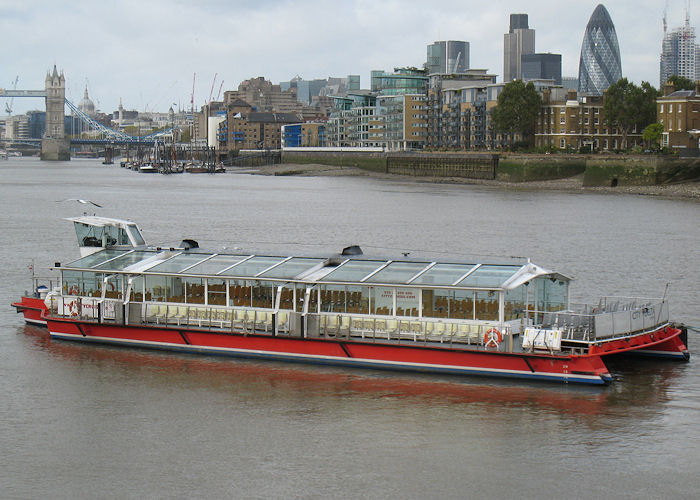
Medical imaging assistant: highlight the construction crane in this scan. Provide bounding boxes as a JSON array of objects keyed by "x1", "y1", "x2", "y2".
[
  {"x1": 208, "y1": 73, "x2": 217, "y2": 103},
  {"x1": 5, "y1": 76, "x2": 18, "y2": 115},
  {"x1": 191, "y1": 72, "x2": 196, "y2": 113},
  {"x1": 216, "y1": 80, "x2": 224, "y2": 101}
]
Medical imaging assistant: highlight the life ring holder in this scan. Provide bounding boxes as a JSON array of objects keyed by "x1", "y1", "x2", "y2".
[
  {"x1": 68, "y1": 285, "x2": 80, "y2": 295},
  {"x1": 484, "y1": 328, "x2": 502, "y2": 348}
]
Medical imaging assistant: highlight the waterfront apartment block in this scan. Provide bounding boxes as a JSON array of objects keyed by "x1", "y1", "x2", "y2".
[
  {"x1": 327, "y1": 68, "x2": 429, "y2": 150},
  {"x1": 281, "y1": 123, "x2": 326, "y2": 148},
  {"x1": 426, "y1": 71, "x2": 503, "y2": 150},
  {"x1": 657, "y1": 84, "x2": 700, "y2": 152},
  {"x1": 221, "y1": 111, "x2": 302, "y2": 151},
  {"x1": 535, "y1": 88, "x2": 641, "y2": 151}
]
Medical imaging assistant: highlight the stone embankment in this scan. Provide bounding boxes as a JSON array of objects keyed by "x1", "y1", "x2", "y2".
[{"x1": 234, "y1": 151, "x2": 700, "y2": 199}]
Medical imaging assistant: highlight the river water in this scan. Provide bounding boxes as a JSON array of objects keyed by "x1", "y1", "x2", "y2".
[{"x1": 1, "y1": 158, "x2": 699, "y2": 499}]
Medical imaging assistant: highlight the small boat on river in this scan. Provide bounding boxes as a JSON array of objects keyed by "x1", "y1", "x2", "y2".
[{"x1": 12, "y1": 217, "x2": 689, "y2": 385}]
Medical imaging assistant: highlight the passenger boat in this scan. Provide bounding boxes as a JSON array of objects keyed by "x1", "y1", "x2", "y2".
[{"x1": 12, "y1": 217, "x2": 689, "y2": 385}]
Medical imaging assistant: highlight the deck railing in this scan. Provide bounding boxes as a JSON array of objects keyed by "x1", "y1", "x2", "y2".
[
  {"x1": 535, "y1": 297, "x2": 669, "y2": 342},
  {"x1": 52, "y1": 297, "x2": 515, "y2": 350}
]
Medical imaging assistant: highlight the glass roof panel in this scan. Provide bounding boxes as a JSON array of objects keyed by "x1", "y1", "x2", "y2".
[
  {"x1": 457, "y1": 265, "x2": 522, "y2": 288},
  {"x1": 184, "y1": 254, "x2": 248, "y2": 275},
  {"x1": 147, "y1": 253, "x2": 211, "y2": 273},
  {"x1": 257, "y1": 257, "x2": 324, "y2": 279},
  {"x1": 365, "y1": 261, "x2": 431, "y2": 284},
  {"x1": 219, "y1": 256, "x2": 287, "y2": 277},
  {"x1": 322, "y1": 260, "x2": 387, "y2": 282},
  {"x1": 66, "y1": 249, "x2": 126, "y2": 269},
  {"x1": 410, "y1": 263, "x2": 477, "y2": 286},
  {"x1": 92, "y1": 251, "x2": 157, "y2": 271}
]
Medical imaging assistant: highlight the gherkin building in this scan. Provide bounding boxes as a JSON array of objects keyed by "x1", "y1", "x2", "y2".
[{"x1": 578, "y1": 4, "x2": 622, "y2": 96}]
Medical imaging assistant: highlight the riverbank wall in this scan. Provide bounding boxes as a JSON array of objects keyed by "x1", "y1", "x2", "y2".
[{"x1": 281, "y1": 150, "x2": 700, "y2": 186}]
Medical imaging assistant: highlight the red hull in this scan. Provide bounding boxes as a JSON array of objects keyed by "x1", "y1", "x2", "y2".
[
  {"x1": 11, "y1": 296, "x2": 48, "y2": 326},
  {"x1": 44, "y1": 314, "x2": 614, "y2": 385}
]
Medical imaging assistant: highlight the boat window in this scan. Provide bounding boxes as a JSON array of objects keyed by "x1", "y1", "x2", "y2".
[
  {"x1": 219, "y1": 256, "x2": 287, "y2": 278},
  {"x1": 66, "y1": 249, "x2": 124, "y2": 269},
  {"x1": 251, "y1": 280, "x2": 274, "y2": 309},
  {"x1": 144, "y1": 276, "x2": 168, "y2": 302},
  {"x1": 322, "y1": 260, "x2": 387, "y2": 282},
  {"x1": 394, "y1": 287, "x2": 419, "y2": 316},
  {"x1": 457, "y1": 265, "x2": 521, "y2": 287},
  {"x1": 504, "y1": 287, "x2": 527, "y2": 321},
  {"x1": 186, "y1": 255, "x2": 247, "y2": 275},
  {"x1": 126, "y1": 224, "x2": 145, "y2": 246},
  {"x1": 93, "y1": 251, "x2": 155, "y2": 271},
  {"x1": 183, "y1": 277, "x2": 205, "y2": 304},
  {"x1": 129, "y1": 276, "x2": 144, "y2": 302},
  {"x1": 535, "y1": 277, "x2": 568, "y2": 313},
  {"x1": 474, "y1": 290, "x2": 498, "y2": 321},
  {"x1": 409, "y1": 263, "x2": 476, "y2": 286},
  {"x1": 75, "y1": 223, "x2": 132, "y2": 248},
  {"x1": 364, "y1": 261, "x2": 431, "y2": 284},
  {"x1": 62, "y1": 270, "x2": 103, "y2": 297},
  {"x1": 228, "y1": 279, "x2": 251, "y2": 307},
  {"x1": 256, "y1": 257, "x2": 324, "y2": 279},
  {"x1": 207, "y1": 278, "x2": 226, "y2": 305},
  {"x1": 148, "y1": 253, "x2": 212, "y2": 273},
  {"x1": 373, "y1": 287, "x2": 394, "y2": 316},
  {"x1": 276, "y1": 283, "x2": 294, "y2": 310}
]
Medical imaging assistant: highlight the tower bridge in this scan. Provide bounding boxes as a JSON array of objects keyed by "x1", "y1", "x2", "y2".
[{"x1": 0, "y1": 66, "x2": 174, "y2": 160}]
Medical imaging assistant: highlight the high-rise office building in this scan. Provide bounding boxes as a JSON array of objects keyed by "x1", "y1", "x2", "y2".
[
  {"x1": 426, "y1": 41, "x2": 470, "y2": 74},
  {"x1": 521, "y1": 53, "x2": 562, "y2": 85},
  {"x1": 503, "y1": 14, "x2": 535, "y2": 82},
  {"x1": 660, "y1": 14, "x2": 698, "y2": 86},
  {"x1": 578, "y1": 4, "x2": 622, "y2": 96}
]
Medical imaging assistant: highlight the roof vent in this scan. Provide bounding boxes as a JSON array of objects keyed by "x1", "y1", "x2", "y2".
[
  {"x1": 341, "y1": 245, "x2": 363, "y2": 256},
  {"x1": 181, "y1": 239, "x2": 199, "y2": 250}
]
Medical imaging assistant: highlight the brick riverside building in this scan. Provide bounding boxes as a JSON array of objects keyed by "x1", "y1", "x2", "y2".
[
  {"x1": 658, "y1": 83, "x2": 700, "y2": 152},
  {"x1": 535, "y1": 88, "x2": 642, "y2": 151}
]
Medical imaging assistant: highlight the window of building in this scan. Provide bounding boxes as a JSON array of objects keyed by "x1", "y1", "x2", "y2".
[
  {"x1": 678, "y1": 119, "x2": 682, "y2": 130},
  {"x1": 559, "y1": 138, "x2": 565, "y2": 148},
  {"x1": 669, "y1": 104, "x2": 673, "y2": 113},
  {"x1": 560, "y1": 116, "x2": 565, "y2": 124},
  {"x1": 660, "y1": 104, "x2": 664, "y2": 113},
  {"x1": 560, "y1": 127, "x2": 565, "y2": 134},
  {"x1": 584, "y1": 118, "x2": 589, "y2": 124}
]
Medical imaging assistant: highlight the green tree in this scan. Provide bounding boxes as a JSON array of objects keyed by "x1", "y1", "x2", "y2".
[
  {"x1": 642, "y1": 123, "x2": 664, "y2": 150},
  {"x1": 603, "y1": 78, "x2": 659, "y2": 150},
  {"x1": 667, "y1": 75, "x2": 695, "y2": 91},
  {"x1": 491, "y1": 80, "x2": 542, "y2": 148}
]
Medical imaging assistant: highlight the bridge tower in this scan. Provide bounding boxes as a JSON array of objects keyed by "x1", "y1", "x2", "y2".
[{"x1": 41, "y1": 64, "x2": 70, "y2": 161}]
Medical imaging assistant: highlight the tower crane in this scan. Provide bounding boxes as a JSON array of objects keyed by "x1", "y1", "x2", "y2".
[
  {"x1": 5, "y1": 76, "x2": 18, "y2": 115},
  {"x1": 208, "y1": 73, "x2": 217, "y2": 103},
  {"x1": 216, "y1": 80, "x2": 224, "y2": 101}
]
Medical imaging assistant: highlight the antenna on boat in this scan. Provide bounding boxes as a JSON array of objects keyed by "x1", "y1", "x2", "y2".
[{"x1": 662, "y1": 282, "x2": 670, "y2": 302}]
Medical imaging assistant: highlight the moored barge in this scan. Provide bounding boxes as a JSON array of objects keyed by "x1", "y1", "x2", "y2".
[{"x1": 12, "y1": 216, "x2": 689, "y2": 385}]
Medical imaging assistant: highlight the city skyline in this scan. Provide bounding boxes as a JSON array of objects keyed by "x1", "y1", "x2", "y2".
[{"x1": 1, "y1": 0, "x2": 695, "y2": 116}]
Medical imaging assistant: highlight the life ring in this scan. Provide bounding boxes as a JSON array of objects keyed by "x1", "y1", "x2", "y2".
[
  {"x1": 484, "y1": 328, "x2": 502, "y2": 348},
  {"x1": 68, "y1": 285, "x2": 80, "y2": 295}
]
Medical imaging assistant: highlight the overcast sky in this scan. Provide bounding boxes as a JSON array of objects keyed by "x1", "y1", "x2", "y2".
[{"x1": 1, "y1": 0, "x2": 695, "y2": 115}]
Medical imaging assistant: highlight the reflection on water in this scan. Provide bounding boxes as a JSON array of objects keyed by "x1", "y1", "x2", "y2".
[{"x1": 2, "y1": 158, "x2": 700, "y2": 498}]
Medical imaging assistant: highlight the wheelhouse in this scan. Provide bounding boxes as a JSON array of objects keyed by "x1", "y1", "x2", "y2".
[{"x1": 68, "y1": 216, "x2": 146, "y2": 257}]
